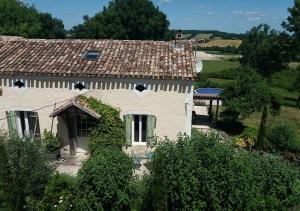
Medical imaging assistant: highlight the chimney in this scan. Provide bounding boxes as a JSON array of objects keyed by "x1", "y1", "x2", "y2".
[
  {"x1": 174, "y1": 30, "x2": 184, "y2": 51},
  {"x1": 176, "y1": 30, "x2": 183, "y2": 40}
]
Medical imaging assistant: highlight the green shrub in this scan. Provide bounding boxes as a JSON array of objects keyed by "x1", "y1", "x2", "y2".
[
  {"x1": 0, "y1": 133, "x2": 52, "y2": 210},
  {"x1": 79, "y1": 96, "x2": 125, "y2": 153},
  {"x1": 32, "y1": 173, "x2": 76, "y2": 210},
  {"x1": 267, "y1": 125, "x2": 297, "y2": 152},
  {"x1": 42, "y1": 129, "x2": 60, "y2": 154},
  {"x1": 239, "y1": 127, "x2": 258, "y2": 142},
  {"x1": 74, "y1": 147, "x2": 135, "y2": 210},
  {"x1": 149, "y1": 133, "x2": 300, "y2": 210}
]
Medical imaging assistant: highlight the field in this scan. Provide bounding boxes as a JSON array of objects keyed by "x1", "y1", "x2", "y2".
[
  {"x1": 199, "y1": 52, "x2": 300, "y2": 145},
  {"x1": 199, "y1": 39, "x2": 242, "y2": 48},
  {"x1": 202, "y1": 60, "x2": 240, "y2": 73},
  {"x1": 244, "y1": 106, "x2": 300, "y2": 143}
]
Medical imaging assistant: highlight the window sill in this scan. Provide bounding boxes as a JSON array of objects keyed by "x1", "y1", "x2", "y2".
[{"x1": 132, "y1": 142, "x2": 147, "y2": 146}]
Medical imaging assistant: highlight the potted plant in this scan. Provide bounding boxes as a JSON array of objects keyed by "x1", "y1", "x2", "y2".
[{"x1": 43, "y1": 130, "x2": 60, "y2": 159}]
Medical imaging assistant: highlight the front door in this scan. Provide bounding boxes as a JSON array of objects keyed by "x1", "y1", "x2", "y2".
[{"x1": 75, "y1": 113, "x2": 96, "y2": 153}]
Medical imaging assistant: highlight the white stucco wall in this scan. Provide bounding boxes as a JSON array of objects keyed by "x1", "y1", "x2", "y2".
[{"x1": 0, "y1": 75, "x2": 194, "y2": 142}]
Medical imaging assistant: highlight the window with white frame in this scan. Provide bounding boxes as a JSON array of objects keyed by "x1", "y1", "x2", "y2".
[
  {"x1": 7, "y1": 111, "x2": 41, "y2": 138},
  {"x1": 124, "y1": 114, "x2": 156, "y2": 147},
  {"x1": 133, "y1": 115, "x2": 147, "y2": 144}
]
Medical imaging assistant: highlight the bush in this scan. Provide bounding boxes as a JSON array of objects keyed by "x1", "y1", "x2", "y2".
[
  {"x1": 74, "y1": 147, "x2": 135, "y2": 210},
  {"x1": 79, "y1": 96, "x2": 125, "y2": 153},
  {"x1": 42, "y1": 130, "x2": 60, "y2": 154},
  {"x1": 267, "y1": 125, "x2": 297, "y2": 152},
  {"x1": 0, "y1": 133, "x2": 52, "y2": 210},
  {"x1": 149, "y1": 133, "x2": 300, "y2": 210},
  {"x1": 33, "y1": 173, "x2": 76, "y2": 210},
  {"x1": 236, "y1": 127, "x2": 258, "y2": 148}
]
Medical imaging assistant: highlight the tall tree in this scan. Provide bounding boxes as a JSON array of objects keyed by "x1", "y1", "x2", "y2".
[
  {"x1": 0, "y1": 0, "x2": 65, "y2": 38},
  {"x1": 221, "y1": 69, "x2": 281, "y2": 149},
  {"x1": 71, "y1": 0, "x2": 171, "y2": 40},
  {"x1": 239, "y1": 24, "x2": 291, "y2": 147},
  {"x1": 294, "y1": 67, "x2": 300, "y2": 108},
  {"x1": 239, "y1": 24, "x2": 291, "y2": 79},
  {"x1": 282, "y1": 0, "x2": 300, "y2": 58}
]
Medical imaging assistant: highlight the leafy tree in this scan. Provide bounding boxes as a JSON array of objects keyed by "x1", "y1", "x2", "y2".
[
  {"x1": 294, "y1": 67, "x2": 300, "y2": 108},
  {"x1": 0, "y1": 134, "x2": 52, "y2": 210},
  {"x1": 221, "y1": 69, "x2": 271, "y2": 120},
  {"x1": 238, "y1": 24, "x2": 291, "y2": 146},
  {"x1": 149, "y1": 132, "x2": 300, "y2": 210},
  {"x1": 239, "y1": 24, "x2": 291, "y2": 78},
  {"x1": 71, "y1": 0, "x2": 171, "y2": 40},
  {"x1": 74, "y1": 147, "x2": 135, "y2": 210},
  {"x1": 282, "y1": 0, "x2": 300, "y2": 59},
  {"x1": 0, "y1": 0, "x2": 65, "y2": 38}
]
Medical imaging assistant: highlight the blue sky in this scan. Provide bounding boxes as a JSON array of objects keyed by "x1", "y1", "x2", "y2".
[{"x1": 23, "y1": 0, "x2": 294, "y2": 33}]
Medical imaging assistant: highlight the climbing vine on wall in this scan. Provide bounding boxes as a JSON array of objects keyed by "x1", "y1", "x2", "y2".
[{"x1": 79, "y1": 96, "x2": 125, "y2": 153}]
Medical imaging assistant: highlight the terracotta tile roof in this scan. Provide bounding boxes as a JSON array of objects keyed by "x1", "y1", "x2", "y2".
[
  {"x1": 49, "y1": 98, "x2": 101, "y2": 119},
  {"x1": 0, "y1": 39, "x2": 196, "y2": 80}
]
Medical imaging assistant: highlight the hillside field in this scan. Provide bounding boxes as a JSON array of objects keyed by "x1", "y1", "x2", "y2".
[{"x1": 199, "y1": 39, "x2": 242, "y2": 48}]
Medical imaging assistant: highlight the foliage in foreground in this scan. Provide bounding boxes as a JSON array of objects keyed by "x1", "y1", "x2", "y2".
[
  {"x1": 0, "y1": 133, "x2": 52, "y2": 210},
  {"x1": 79, "y1": 96, "x2": 126, "y2": 153},
  {"x1": 30, "y1": 173, "x2": 76, "y2": 210},
  {"x1": 149, "y1": 132, "x2": 300, "y2": 210},
  {"x1": 74, "y1": 147, "x2": 135, "y2": 210}
]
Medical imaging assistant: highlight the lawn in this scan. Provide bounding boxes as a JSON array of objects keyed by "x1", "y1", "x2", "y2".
[
  {"x1": 243, "y1": 106, "x2": 300, "y2": 146},
  {"x1": 201, "y1": 59, "x2": 299, "y2": 107},
  {"x1": 202, "y1": 60, "x2": 240, "y2": 73}
]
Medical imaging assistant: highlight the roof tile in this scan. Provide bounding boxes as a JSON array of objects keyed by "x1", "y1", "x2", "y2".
[{"x1": 0, "y1": 39, "x2": 196, "y2": 80}]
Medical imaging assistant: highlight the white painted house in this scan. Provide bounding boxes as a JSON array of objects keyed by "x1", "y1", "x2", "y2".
[{"x1": 0, "y1": 38, "x2": 196, "y2": 155}]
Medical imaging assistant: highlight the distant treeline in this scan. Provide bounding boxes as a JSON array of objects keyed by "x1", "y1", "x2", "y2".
[
  {"x1": 193, "y1": 45, "x2": 240, "y2": 54},
  {"x1": 171, "y1": 30, "x2": 246, "y2": 40}
]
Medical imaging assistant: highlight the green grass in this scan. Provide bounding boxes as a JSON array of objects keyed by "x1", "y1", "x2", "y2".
[
  {"x1": 243, "y1": 106, "x2": 300, "y2": 146},
  {"x1": 202, "y1": 60, "x2": 240, "y2": 73},
  {"x1": 271, "y1": 69, "x2": 298, "y2": 90},
  {"x1": 208, "y1": 78, "x2": 232, "y2": 86}
]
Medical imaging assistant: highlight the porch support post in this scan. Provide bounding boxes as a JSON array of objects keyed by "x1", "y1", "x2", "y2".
[
  {"x1": 216, "y1": 100, "x2": 220, "y2": 121},
  {"x1": 67, "y1": 111, "x2": 77, "y2": 156},
  {"x1": 208, "y1": 100, "x2": 213, "y2": 119}
]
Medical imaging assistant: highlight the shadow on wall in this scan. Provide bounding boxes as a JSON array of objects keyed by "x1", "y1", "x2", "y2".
[{"x1": 0, "y1": 76, "x2": 192, "y2": 94}]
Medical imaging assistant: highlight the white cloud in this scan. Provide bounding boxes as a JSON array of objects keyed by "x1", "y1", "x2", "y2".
[
  {"x1": 234, "y1": 9, "x2": 267, "y2": 21},
  {"x1": 160, "y1": 0, "x2": 172, "y2": 3},
  {"x1": 196, "y1": 4, "x2": 206, "y2": 9},
  {"x1": 207, "y1": 12, "x2": 214, "y2": 16}
]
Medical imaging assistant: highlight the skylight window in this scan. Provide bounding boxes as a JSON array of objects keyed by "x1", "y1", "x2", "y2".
[{"x1": 84, "y1": 51, "x2": 101, "y2": 61}]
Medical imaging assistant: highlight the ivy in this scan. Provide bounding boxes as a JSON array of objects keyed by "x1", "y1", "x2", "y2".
[{"x1": 79, "y1": 96, "x2": 126, "y2": 153}]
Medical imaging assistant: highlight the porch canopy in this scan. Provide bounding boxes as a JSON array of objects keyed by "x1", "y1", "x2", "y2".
[
  {"x1": 49, "y1": 98, "x2": 100, "y2": 156},
  {"x1": 49, "y1": 98, "x2": 101, "y2": 119},
  {"x1": 193, "y1": 88, "x2": 222, "y2": 100},
  {"x1": 193, "y1": 88, "x2": 222, "y2": 120}
]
